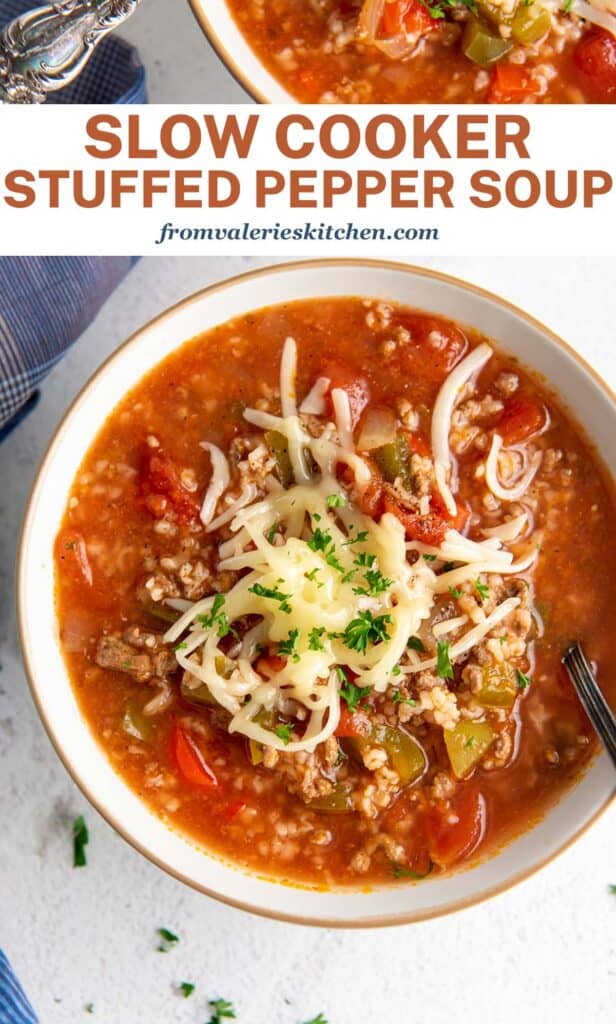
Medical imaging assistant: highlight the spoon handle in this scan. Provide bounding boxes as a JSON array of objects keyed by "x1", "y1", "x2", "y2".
[
  {"x1": 563, "y1": 644, "x2": 616, "y2": 770},
  {"x1": 0, "y1": 0, "x2": 142, "y2": 104}
]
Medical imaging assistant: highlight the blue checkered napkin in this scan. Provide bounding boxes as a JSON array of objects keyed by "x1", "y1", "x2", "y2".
[
  {"x1": 0, "y1": 0, "x2": 147, "y2": 104},
  {"x1": 0, "y1": 257, "x2": 138, "y2": 441},
  {"x1": 0, "y1": 952, "x2": 37, "y2": 1024}
]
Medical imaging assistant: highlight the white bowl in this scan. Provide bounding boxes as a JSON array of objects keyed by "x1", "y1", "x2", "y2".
[
  {"x1": 189, "y1": 0, "x2": 294, "y2": 102},
  {"x1": 18, "y1": 260, "x2": 615, "y2": 927}
]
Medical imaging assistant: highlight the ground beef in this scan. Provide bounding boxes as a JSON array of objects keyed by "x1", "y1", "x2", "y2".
[{"x1": 95, "y1": 628, "x2": 177, "y2": 683}]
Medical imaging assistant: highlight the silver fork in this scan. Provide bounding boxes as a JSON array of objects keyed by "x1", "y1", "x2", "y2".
[
  {"x1": 0, "y1": 0, "x2": 142, "y2": 104},
  {"x1": 563, "y1": 643, "x2": 616, "y2": 769}
]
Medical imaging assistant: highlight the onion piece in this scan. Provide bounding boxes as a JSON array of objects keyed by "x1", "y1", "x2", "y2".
[
  {"x1": 199, "y1": 442, "x2": 230, "y2": 526},
  {"x1": 356, "y1": 405, "x2": 398, "y2": 451},
  {"x1": 299, "y1": 376, "x2": 331, "y2": 415},
  {"x1": 206, "y1": 484, "x2": 258, "y2": 533},
  {"x1": 431, "y1": 343, "x2": 493, "y2": 516},
  {"x1": 481, "y1": 512, "x2": 528, "y2": 541},
  {"x1": 485, "y1": 434, "x2": 542, "y2": 503},
  {"x1": 332, "y1": 387, "x2": 354, "y2": 452},
  {"x1": 280, "y1": 336, "x2": 298, "y2": 419}
]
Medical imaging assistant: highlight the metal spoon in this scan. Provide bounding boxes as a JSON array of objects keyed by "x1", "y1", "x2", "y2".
[
  {"x1": 563, "y1": 643, "x2": 616, "y2": 769},
  {"x1": 0, "y1": 0, "x2": 142, "y2": 104}
]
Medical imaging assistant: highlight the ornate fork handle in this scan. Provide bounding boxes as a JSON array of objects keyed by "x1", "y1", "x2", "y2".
[{"x1": 0, "y1": 0, "x2": 142, "y2": 103}]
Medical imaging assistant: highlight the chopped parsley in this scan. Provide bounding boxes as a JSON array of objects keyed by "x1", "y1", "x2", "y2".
[
  {"x1": 562, "y1": 0, "x2": 574, "y2": 10},
  {"x1": 354, "y1": 552, "x2": 376, "y2": 568},
  {"x1": 343, "y1": 529, "x2": 368, "y2": 546},
  {"x1": 422, "y1": 553, "x2": 436, "y2": 562},
  {"x1": 157, "y1": 928, "x2": 179, "y2": 952},
  {"x1": 608, "y1": 884, "x2": 616, "y2": 895},
  {"x1": 197, "y1": 594, "x2": 237, "y2": 638},
  {"x1": 393, "y1": 861, "x2": 433, "y2": 879},
  {"x1": 391, "y1": 665, "x2": 401, "y2": 677},
  {"x1": 278, "y1": 628, "x2": 300, "y2": 662},
  {"x1": 407, "y1": 636, "x2": 425, "y2": 653},
  {"x1": 334, "y1": 666, "x2": 349, "y2": 685},
  {"x1": 339, "y1": 610, "x2": 392, "y2": 655},
  {"x1": 266, "y1": 520, "x2": 278, "y2": 544},
  {"x1": 464, "y1": 736, "x2": 476, "y2": 749},
  {"x1": 392, "y1": 690, "x2": 416, "y2": 707},
  {"x1": 308, "y1": 626, "x2": 326, "y2": 651},
  {"x1": 448, "y1": 586, "x2": 463, "y2": 599},
  {"x1": 174, "y1": 641, "x2": 187, "y2": 651},
  {"x1": 305, "y1": 568, "x2": 319, "y2": 582},
  {"x1": 248, "y1": 582, "x2": 292, "y2": 614},
  {"x1": 303, "y1": 1016, "x2": 328, "y2": 1024},
  {"x1": 84, "y1": 1004, "x2": 94, "y2": 1014},
  {"x1": 475, "y1": 578, "x2": 490, "y2": 602},
  {"x1": 308, "y1": 526, "x2": 345, "y2": 573},
  {"x1": 436, "y1": 640, "x2": 454, "y2": 681},
  {"x1": 442, "y1": 561, "x2": 456, "y2": 572},
  {"x1": 339, "y1": 678, "x2": 371, "y2": 713},
  {"x1": 353, "y1": 568, "x2": 394, "y2": 597},
  {"x1": 73, "y1": 815, "x2": 89, "y2": 868},
  {"x1": 327, "y1": 493, "x2": 346, "y2": 508},
  {"x1": 275, "y1": 723, "x2": 294, "y2": 745},
  {"x1": 207, "y1": 998, "x2": 236, "y2": 1023},
  {"x1": 516, "y1": 669, "x2": 532, "y2": 690},
  {"x1": 179, "y1": 982, "x2": 195, "y2": 998}
]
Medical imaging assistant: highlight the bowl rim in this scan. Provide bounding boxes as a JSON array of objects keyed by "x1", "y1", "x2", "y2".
[
  {"x1": 16, "y1": 257, "x2": 616, "y2": 928},
  {"x1": 187, "y1": 0, "x2": 283, "y2": 104}
]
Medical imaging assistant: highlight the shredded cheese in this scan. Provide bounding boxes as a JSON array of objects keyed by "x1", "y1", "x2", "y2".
[{"x1": 485, "y1": 433, "x2": 542, "y2": 503}]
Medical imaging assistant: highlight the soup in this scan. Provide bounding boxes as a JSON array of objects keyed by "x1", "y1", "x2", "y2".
[
  {"x1": 226, "y1": 0, "x2": 616, "y2": 103},
  {"x1": 54, "y1": 296, "x2": 615, "y2": 887}
]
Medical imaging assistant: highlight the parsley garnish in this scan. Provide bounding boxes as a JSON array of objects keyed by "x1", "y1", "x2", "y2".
[
  {"x1": 442, "y1": 561, "x2": 456, "y2": 572},
  {"x1": 207, "y1": 999, "x2": 236, "y2": 1023},
  {"x1": 157, "y1": 928, "x2": 179, "y2": 952},
  {"x1": 275, "y1": 723, "x2": 294, "y2": 745},
  {"x1": 448, "y1": 586, "x2": 463, "y2": 599},
  {"x1": 407, "y1": 635, "x2": 425, "y2": 653},
  {"x1": 73, "y1": 815, "x2": 89, "y2": 868},
  {"x1": 339, "y1": 678, "x2": 371, "y2": 712},
  {"x1": 392, "y1": 690, "x2": 416, "y2": 707},
  {"x1": 339, "y1": 610, "x2": 392, "y2": 655},
  {"x1": 85, "y1": 1004, "x2": 94, "y2": 1014},
  {"x1": 423, "y1": 553, "x2": 436, "y2": 562},
  {"x1": 305, "y1": 568, "x2": 319, "y2": 582},
  {"x1": 179, "y1": 982, "x2": 195, "y2": 998},
  {"x1": 475, "y1": 578, "x2": 490, "y2": 602},
  {"x1": 393, "y1": 861, "x2": 433, "y2": 879},
  {"x1": 516, "y1": 669, "x2": 532, "y2": 690},
  {"x1": 391, "y1": 666, "x2": 401, "y2": 677},
  {"x1": 342, "y1": 530, "x2": 368, "y2": 546},
  {"x1": 303, "y1": 1016, "x2": 328, "y2": 1024},
  {"x1": 327, "y1": 493, "x2": 346, "y2": 508},
  {"x1": 353, "y1": 567, "x2": 394, "y2": 598},
  {"x1": 608, "y1": 884, "x2": 616, "y2": 895},
  {"x1": 279, "y1": 628, "x2": 300, "y2": 662},
  {"x1": 308, "y1": 626, "x2": 326, "y2": 651},
  {"x1": 436, "y1": 641, "x2": 454, "y2": 680},
  {"x1": 248, "y1": 582, "x2": 292, "y2": 614},
  {"x1": 354, "y1": 552, "x2": 376, "y2": 568},
  {"x1": 197, "y1": 594, "x2": 238, "y2": 637},
  {"x1": 562, "y1": 0, "x2": 574, "y2": 11},
  {"x1": 308, "y1": 526, "x2": 345, "y2": 573},
  {"x1": 464, "y1": 736, "x2": 476, "y2": 748},
  {"x1": 266, "y1": 520, "x2": 277, "y2": 543},
  {"x1": 174, "y1": 641, "x2": 187, "y2": 651}
]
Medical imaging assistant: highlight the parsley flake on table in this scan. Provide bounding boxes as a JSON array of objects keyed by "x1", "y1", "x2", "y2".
[
  {"x1": 275, "y1": 723, "x2": 294, "y2": 745},
  {"x1": 72, "y1": 815, "x2": 89, "y2": 868},
  {"x1": 608, "y1": 884, "x2": 616, "y2": 895},
  {"x1": 475, "y1": 578, "x2": 490, "y2": 602},
  {"x1": 339, "y1": 678, "x2": 371, "y2": 712},
  {"x1": 340, "y1": 610, "x2": 392, "y2": 655},
  {"x1": 157, "y1": 927, "x2": 179, "y2": 952},
  {"x1": 303, "y1": 1015, "x2": 328, "y2": 1024},
  {"x1": 436, "y1": 641, "x2": 454, "y2": 680},
  {"x1": 179, "y1": 982, "x2": 195, "y2": 998},
  {"x1": 84, "y1": 1004, "x2": 94, "y2": 1014},
  {"x1": 207, "y1": 998, "x2": 236, "y2": 1023},
  {"x1": 516, "y1": 669, "x2": 532, "y2": 690},
  {"x1": 279, "y1": 628, "x2": 300, "y2": 662}
]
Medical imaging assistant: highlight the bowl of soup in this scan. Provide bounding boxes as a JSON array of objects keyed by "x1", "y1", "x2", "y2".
[
  {"x1": 18, "y1": 259, "x2": 615, "y2": 926},
  {"x1": 190, "y1": 0, "x2": 616, "y2": 104}
]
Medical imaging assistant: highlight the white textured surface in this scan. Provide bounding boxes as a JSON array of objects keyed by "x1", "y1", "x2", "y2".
[
  {"x1": 122, "y1": 0, "x2": 248, "y2": 103},
  {"x1": 1, "y1": 255, "x2": 615, "y2": 1024}
]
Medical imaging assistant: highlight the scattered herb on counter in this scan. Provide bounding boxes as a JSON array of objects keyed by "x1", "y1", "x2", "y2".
[
  {"x1": 84, "y1": 1004, "x2": 94, "y2": 1014},
  {"x1": 157, "y1": 927, "x2": 179, "y2": 952},
  {"x1": 303, "y1": 1015, "x2": 328, "y2": 1024},
  {"x1": 207, "y1": 998, "x2": 236, "y2": 1023},
  {"x1": 179, "y1": 982, "x2": 195, "y2": 998},
  {"x1": 436, "y1": 641, "x2": 454, "y2": 680},
  {"x1": 608, "y1": 884, "x2": 616, "y2": 894},
  {"x1": 73, "y1": 815, "x2": 89, "y2": 868}
]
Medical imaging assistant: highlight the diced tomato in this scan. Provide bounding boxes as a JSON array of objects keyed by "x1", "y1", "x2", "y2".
[
  {"x1": 359, "y1": 461, "x2": 384, "y2": 519},
  {"x1": 335, "y1": 707, "x2": 371, "y2": 738},
  {"x1": 399, "y1": 315, "x2": 468, "y2": 384},
  {"x1": 487, "y1": 64, "x2": 541, "y2": 104},
  {"x1": 574, "y1": 29, "x2": 616, "y2": 102},
  {"x1": 426, "y1": 785, "x2": 485, "y2": 868},
  {"x1": 320, "y1": 359, "x2": 371, "y2": 429},
  {"x1": 171, "y1": 725, "x2": 217, "y2": 788},
  {"x1": 430, "y1": 491, "x2": 470, "y2": 534},
  {"x1": 381, "y1": 0, "x2": 436, "y2": 37},
  {"x1": 407, "y1": 432, "x2": 431, "y2": 458},
  {"x1": 384, "y1": 494, "x2": 448, "y2": 546},
  {"x1": 140, "y1": 446, "x2": 201, "y2": 525},
  {"x1": 498, "y1": 396, "x2": 546, "y2": 446}
]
